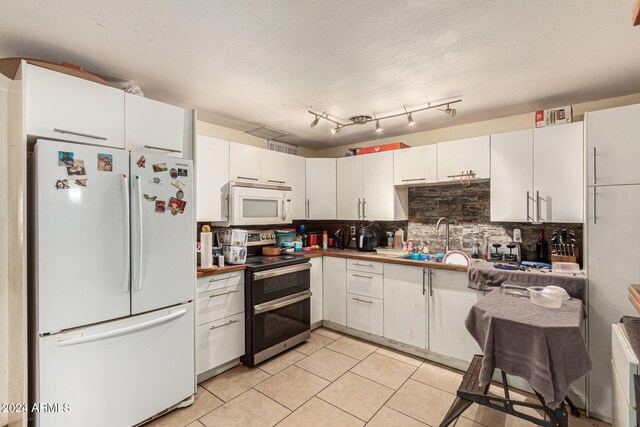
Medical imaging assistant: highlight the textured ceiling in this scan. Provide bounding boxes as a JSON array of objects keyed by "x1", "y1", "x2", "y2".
[{"x1": 1, "y1": 0, "x2": 640, "y2": 150}]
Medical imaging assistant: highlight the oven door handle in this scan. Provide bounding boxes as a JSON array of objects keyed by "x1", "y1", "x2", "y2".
[
  {"x1": 252, "y1": 263, "x2": 311, "y2": 281},
  {"x1": 253, "y1": 290, "x2": 312, "y2": 315}
]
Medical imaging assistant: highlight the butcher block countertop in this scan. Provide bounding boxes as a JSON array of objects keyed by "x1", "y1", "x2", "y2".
[
  {"x1": 197, "y1": 264, "x2": 245, "y2": 278},
  {"x1": 293, "y1": 248, "x2": 469, "y2": 272}
]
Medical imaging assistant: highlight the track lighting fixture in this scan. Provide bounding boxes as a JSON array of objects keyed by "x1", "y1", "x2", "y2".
[{"x1": 308, "y1": 99, "x2": 461, "y2": 136}]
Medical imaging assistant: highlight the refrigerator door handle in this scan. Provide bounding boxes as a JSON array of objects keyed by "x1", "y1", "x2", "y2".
[
  {"x1": 135, "y1": 175, "x2": 144, "y2": 291},
  {"x1": 121, "y1": 174, "x2": 130, "y2": 293},
  {"x1": 57, "y1": 308, "x2": 187, "y2": 347}
]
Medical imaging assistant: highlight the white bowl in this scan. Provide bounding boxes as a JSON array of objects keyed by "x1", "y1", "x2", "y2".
[{"x1": 528, "y1": 286, "x2": 563, "y2": 309}]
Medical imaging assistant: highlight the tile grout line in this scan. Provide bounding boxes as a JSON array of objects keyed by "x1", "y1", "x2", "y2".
[{"x1": 363, "y1": 372, "x2": 428, "y2": 426}]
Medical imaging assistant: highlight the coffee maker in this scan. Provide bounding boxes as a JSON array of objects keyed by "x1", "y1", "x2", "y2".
[
  {"x1": 356, "y1": 222, "x2": 382, "y2": 252},
  {"x1": 334, "y1": 229, "x2": 345, "y2": 250}
]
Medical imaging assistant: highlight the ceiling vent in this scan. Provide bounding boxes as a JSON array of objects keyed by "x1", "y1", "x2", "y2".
[
  {"x1": 245, "y1": 126, "x2": 288, "y2": 141},
  {"x1": 268, "y1": 141, "x2": 298, "y2": 156}
]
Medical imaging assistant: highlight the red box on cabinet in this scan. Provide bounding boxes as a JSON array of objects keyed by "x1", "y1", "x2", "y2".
[{"x1": 355, "y1": 142, "x2": 410, "y2": 155}]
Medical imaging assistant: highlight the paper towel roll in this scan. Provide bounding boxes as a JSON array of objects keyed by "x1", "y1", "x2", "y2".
[{"x1": 201, "y1": 232, "x2": 213, "y2": 268}]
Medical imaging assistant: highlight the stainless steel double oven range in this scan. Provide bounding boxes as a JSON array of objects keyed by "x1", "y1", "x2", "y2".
[{"x1": 240, "y1": 230, "x2": 311, "y2": 366}]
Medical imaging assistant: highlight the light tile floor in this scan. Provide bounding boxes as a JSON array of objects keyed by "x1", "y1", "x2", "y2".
[{"x1": 148, "y1": 328, "x2": 611, "y2": 427}]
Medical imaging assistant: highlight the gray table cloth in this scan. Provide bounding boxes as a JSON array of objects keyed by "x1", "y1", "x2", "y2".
[
  {"x1": 468, "y1": 261, "x2": 587, "y2": 303},
  {"x1": 465, "y1": 289, "x2": 592, "y2": 409}
]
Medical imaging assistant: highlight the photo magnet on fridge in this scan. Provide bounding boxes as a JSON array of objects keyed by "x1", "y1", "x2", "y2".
[
  {"x1": 177, "y1": 168, "x2": 188, "y2": 177},
  {"x1": 97, "y1": 154, "x2": 113, "y2": 172},
  {"x1": 168, "y1": 197, "x2": 186, "y2": 214},
  {"x1": 171, "y1": 179, "x2": 185, "y2": 190},
  {"x1": 74, "y1": 179, "x2": 87, "y2": 187},
  {"x1": 155, "y1": 200, "x2": 166, "y2": 213},
  {"x1": 152, "y1": 163, "x2": 167, "y2": 172},
  {"x1": 58, "y1": 151, "x2": 74, "y2": 167},
  {"x1": 169, "y1": 168, "x2": 178, "y2": 178},
  {"x1": 176, "y1": 190, "x2": 184, "y2": 200},
  {"x1": 143, "y1": 194, "x2": 157, "y2": 202},
  {"x1": 55, "y1": 179, "x2": 70, "y2": 189},
  {"x1": 137, "y1": 155, "x2": 146, "y2": 168},
  {"x1": 148, "y1": 176, "x2": 163, "y2": 185},
  {"x1": 66, "y1": 159, "x2": 86, "y2": 176}
]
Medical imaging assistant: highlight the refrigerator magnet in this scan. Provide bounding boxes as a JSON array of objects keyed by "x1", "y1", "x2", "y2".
[
  {"x1": 55, "y1": 179, "x2": 70, "y2": 189},
  {"x1": 143, "y1": 194, "x2": 157, "y2": 202},
  {"x1": 66, "y1": 159, "x2": 86, "y2": 176},
  {"x1": 177, "y1": 168, "x2": 188, "y2": 177},
  {"x1": 97, "y1": 154, "x2": 113, "y2": 172},
  {"x1": 169, "y1": 168, "x2": 178, "y2": 178},
  {"x1": 148, "y1": 176, "x2": 163, "y2": 185},
  {"x1": 176, "y1": 190, "x2": 184, "y2": 200},
  {"x1": 74, "y1": 179, "x2": 87, "y2": 187},
  {"x1": 152, "y1": 163, "x2": 167, "y2": 172},
  {"x1": 171, "y1": 179, "x2": 185, "y2": 191},
  {"x1": 136, "y1": 155, "x2": 146, "y2": 168},
  {"x1": 168, "y1": 197, "x2": 186, "y2": 214},
  {"x1": 58, "y1": 151, "x2": 74, "y2": 167},
  {"x1": 154, "y1": 200, "x2": 166, "y2": 213}
]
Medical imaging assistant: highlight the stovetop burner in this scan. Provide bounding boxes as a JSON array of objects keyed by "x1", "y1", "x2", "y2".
[{"x1": 243, "y1": 254, "x2": 308, "y2": 271}]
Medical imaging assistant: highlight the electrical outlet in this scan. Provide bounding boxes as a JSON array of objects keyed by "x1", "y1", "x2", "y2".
[{"x1": 350, "y1": 225, "x2": 356, "y2": 235}]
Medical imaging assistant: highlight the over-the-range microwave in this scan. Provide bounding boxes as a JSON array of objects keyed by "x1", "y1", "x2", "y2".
[{"x1": 215, "y1": 180, "x2": 292, "y2": 226}]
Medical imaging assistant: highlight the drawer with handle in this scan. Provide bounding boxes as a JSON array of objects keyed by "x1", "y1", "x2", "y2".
[
  {"x1": 612, "y1": 324, "x2": 639, "y2": 408},
  {"x1": 346, "y1": 271, "x2": 383, "y2": 299},
  {"x1": 197, "y1": 272, "x2": 244, "y2": 294},
  {"x1": 346, "y1": 292, "x2": 384, "y2": 336},
  {"x1": 196, "y1": 284, "x2": 244, "y2": 326},
  {"x1": 346, "y1": 259, "x2": 384, "y2": 275},
  {"x1": 196, "y1": 313, "x2": 245, "y2": 375}
]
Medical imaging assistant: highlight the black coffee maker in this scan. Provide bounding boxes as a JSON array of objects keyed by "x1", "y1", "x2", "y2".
[
  {"x1": 334, "y1": 229, "x2": 345, "y2": 250},
  {"x1": 356, "y1": 222, "x2": 382, "y2": 252}
]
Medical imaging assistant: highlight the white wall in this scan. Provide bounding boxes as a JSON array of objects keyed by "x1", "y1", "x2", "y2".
[
  {"x1": 313, "y1": 92, "x2": 640, "y2": 158},
  {"x1": 0, "y1": 74, "x2": 10, "y2": 427}
]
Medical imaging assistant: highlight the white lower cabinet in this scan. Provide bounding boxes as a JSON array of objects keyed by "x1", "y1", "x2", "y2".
[
  {"x1": 310, "y1": 257, "x2": 323, "y2": 326},
  {"x1": 383, "y1": 264, "x2": 427, "y2": 349},
  {"x1": 323, "y1": 257, "x2": 347, "y2": 326},
  {"x1": 428, "y1": 268, "x2": 482, "y2": 362},
  {"x1": 196, "y1": 313, "x2": 245, "y2": 376},
  {"x1": 346, "y1": 270, "x2": 384, "y2": 299},
  {"x1": 195, "y1": 274, "x2": 245, "y2": 376},
  {"x1": 347, "y1": 293, "x2": 384, "y2": 336}
]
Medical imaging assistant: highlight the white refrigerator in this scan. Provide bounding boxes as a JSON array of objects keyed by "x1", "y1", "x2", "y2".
[{"x1": 29, "y1": 140, "x2": 195, "y2": 427}]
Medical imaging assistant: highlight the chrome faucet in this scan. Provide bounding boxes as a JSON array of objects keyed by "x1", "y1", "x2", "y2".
[{"x1": 436, "y1": 217, "x2": 450, "y2": 254}]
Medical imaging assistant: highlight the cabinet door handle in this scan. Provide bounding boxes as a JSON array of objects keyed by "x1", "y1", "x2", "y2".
[
  {"x1": 306, "y1": 199, "x2": 310, "y2": 219},
  {"x1": 352, "y1": 274, "x2": 373, "y2": 279},
  {"x1": 268, "y1": 179, "x2": 286, "y2": 184},
  {"x1": 357, "y1": 198, "x2": 361, "y2": 219},
  {"x1": 237, "y1": 176, "x2": 259, "y2": 181},
  {"x1": 401, "y1": 178, "x2": 426, "y2": 182},
  {"x1": 225, "y1": 194, "x2": 230, "y2": 219},
  {"x1": 352, "y1": 297, "x2": 373, "y2": 304},
  {"x1": 422, "y1": 269, "x2": 426, "y2": 295},
  {"x1": 144, "y1": 145, "x2": 181, "y2": 153},
  {"x1": 54, "y1": 128, "x2": 107, "y2": 141},
  {"x1": 209, "y1": 275, "x2": 238, "y2": 283},
  {"x1": 209, "y1": 319, "x2": 239, "y2": 330},
  {"x1": 362, "y1": 198, "x2": 366, "y2": 219},
  {"x1": 353, "y1": 262, "x2": 374, "y2": 267},
  {"x1": 428, "y1": 269, "x2": 434, "y2": 297},
  {"x1": 536, "y1": 190, "x2": 542, "y2": 222},
  {"x1": 209, "y1": 290, "x2": 238, "y2": 298},
  {"x1": 593, "y1": 147, "x2": 597, "y2": 224}
]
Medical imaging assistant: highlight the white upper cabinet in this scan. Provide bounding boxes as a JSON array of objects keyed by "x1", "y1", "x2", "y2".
[
  {"x1": 394, "y1": 145, "x2": 438, "y2": 185},
  {"x1": 25, "y1": 64, "x2": 125, "y2": 148},
  {"x1": 437, "y1": 136, "x2": 490, "y2": 182},
  {"x1": 363, "y1": 151, "x2": 407, "y2": 221},
  {"x1": 337, "y1": 156, "x2": 364, "y2": 220},
  {"x1": 260, "y1": 149, "x2": 290, "y2": 185},
  {"x1": 490, "y1": 124, "x2": 584, "y2": 223},
  {"x1": 490, "y1": 130, "x2": 534, "y2": 222},
  {"x1": 337, "y1": 153, "x2": 407, "y2": 221},
  {"x1": 587, "y1": 103, "x2": 640, "y2": 186},
  {"x1": 286, "y1": 154, "x2": 306, "y2": 220},
  {"x1": 125, "y1": 93, "x2": 192, "y2": 158},
  {"x1": 229, "y1": 142, "x2": 262, "y2": 182},
  {"x1": 533, "y1": 122, "x2": 584, "y2": 223},
  {"x1": 306, "y1": 158, "x2": 337, "y2": 220},
  {"x1": 196, "y1": 136, "x2": 230, "y2": 222}
]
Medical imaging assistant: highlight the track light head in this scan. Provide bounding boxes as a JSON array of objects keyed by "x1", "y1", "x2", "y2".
[
  {"x1": 331, "y1": 125, "x2": 341, "y2": 135},
  {"x1": 375, "y1": 120, "x2": 383, "y2": 133},
  {"x1": 445, "y1": 105, "x2": 456, "y2": 117},
  {"x1": 310, "y1": 115, "x2": 320, "y2": 128},
  {"x1": 407, "y1": 112, "x2": 415, "y2": 127}
]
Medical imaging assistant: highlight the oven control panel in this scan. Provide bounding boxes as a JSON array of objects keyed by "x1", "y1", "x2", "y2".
[{"x1": 246, "y1": 229, "x2": 276, "y2": 246}]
